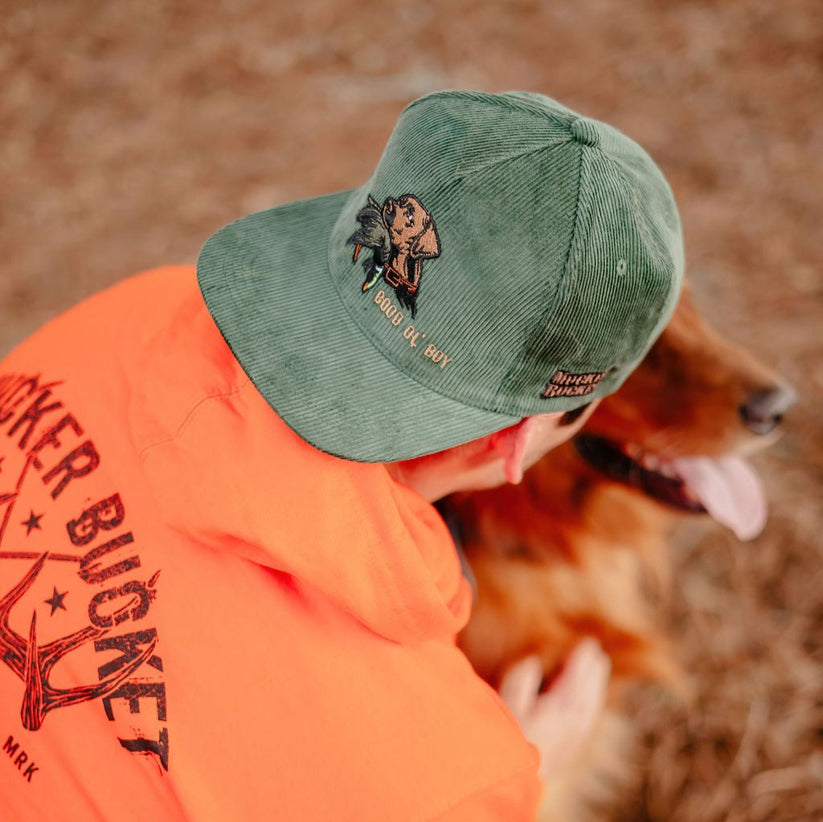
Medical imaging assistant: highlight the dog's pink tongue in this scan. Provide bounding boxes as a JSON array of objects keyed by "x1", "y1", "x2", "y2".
[{"x1": 672, "y1": 456, "x2": 767, "y2": 541}]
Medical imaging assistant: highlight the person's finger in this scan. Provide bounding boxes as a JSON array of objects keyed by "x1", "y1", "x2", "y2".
[
  {"x1": 498, "y1": 655, "x2": 544, "y2": 720},
  {"x1": 562, "y1": 640, "x2": 611, "y2": 737},
  {"x1": 529, "y1": 638, "x2": 611, "y2": 748},
  {"x1": 546, "y1": 637, "x2": 611, "y2": 708},
  {"x1": 525, "y1": 640, "x2": 612, "y2": 780}
]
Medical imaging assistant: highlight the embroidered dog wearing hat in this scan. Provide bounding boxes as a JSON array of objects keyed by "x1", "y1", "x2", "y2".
[{"x1": 349, "y1": 193, "x2": 441, "y2": 317}]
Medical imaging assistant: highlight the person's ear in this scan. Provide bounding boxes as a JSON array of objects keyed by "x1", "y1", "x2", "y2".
[
  {"x1": 490, "y1": 404, "x2": 596, "y2": 485},
  {"x1": 490, "y1": 416, "x2": 554, "y2": 485}
]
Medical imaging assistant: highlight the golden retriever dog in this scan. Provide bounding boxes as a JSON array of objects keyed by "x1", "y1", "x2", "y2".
[{"x1": 443, "y1": 286, "x2": 795, "y2": 819}]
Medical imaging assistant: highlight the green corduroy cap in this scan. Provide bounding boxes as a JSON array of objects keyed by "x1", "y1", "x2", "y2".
[{"x1": 197, "y1": 90, "x2": 684, "y2": 462}]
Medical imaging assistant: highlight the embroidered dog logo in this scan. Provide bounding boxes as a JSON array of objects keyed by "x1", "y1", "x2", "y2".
[{"x1": 348, "y1": 194, "x2": 440, "y2": 318}]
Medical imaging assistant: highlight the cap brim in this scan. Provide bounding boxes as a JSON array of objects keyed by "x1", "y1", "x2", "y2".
[{"x1": 197, "y1": 190, "x2": 520, "y2": 462}]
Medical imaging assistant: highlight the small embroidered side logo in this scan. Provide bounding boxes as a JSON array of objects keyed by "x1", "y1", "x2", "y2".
[
  {"x1": 348, "y1": 194, "x2": 440, "y2": 318},
  {"x1": 541, "y1": 369, "x2": 606, "y2": 399}
]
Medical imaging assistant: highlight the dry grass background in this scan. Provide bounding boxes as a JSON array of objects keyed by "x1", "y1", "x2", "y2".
[{"x1": 1, "y1": 1, "x2": 821, "y2": 818}]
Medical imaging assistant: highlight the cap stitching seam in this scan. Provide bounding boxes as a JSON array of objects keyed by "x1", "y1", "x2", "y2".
[
  {"x1": 494, "y1": 140, "x2": 588, "y2": 399},
  {"x1": 560, "y1": 143, "x2": 589, "y2": 305},
  {"x1": 451, "y1": 138, "x2": 573, "y2": 185}
]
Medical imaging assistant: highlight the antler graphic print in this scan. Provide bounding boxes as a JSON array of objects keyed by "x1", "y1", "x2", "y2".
[{"x1": 0, "y1": 553, "x2": 157, "y2": 730}]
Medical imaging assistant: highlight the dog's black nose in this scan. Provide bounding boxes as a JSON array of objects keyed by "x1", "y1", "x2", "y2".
[{"x1": 739, "y1": 384, "x2": 796, "y2": 435}]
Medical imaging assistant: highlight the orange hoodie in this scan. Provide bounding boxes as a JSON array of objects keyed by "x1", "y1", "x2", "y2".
[{"x1": 0, "y1": 267, "x2": 541, "y2": 820}]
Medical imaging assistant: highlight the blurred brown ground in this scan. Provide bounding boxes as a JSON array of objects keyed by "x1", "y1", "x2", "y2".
[{"x1": 1, "y1": 1, "x2": 821, "y2": 819}]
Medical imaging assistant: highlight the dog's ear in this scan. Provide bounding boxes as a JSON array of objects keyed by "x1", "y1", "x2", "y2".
[
  {"x1": 349, "y1": 203, "x2": 391, "y2": 256},
  {"x1": 410, "y1": 217, "x2": 440, "y2": 259}
]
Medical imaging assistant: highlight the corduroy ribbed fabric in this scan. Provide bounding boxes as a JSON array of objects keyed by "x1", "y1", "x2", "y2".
[{"x1": 198, "y1": 90, "x2": 684, "y2": 461}]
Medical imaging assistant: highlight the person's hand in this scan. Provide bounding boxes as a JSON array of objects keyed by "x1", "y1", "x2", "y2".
[{"x1": 499, "y1": 638, "x2": 611, "y2": 781}]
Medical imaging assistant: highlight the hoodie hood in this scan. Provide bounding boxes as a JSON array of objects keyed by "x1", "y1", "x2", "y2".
[{"x1": 138, "y1": 272, "x2": 471, "y2": 645}]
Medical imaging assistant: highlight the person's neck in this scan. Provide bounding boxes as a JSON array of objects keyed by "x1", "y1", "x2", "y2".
[
  {"x1": 384, "y1": 438, "x2": 506, "y2": 502},
  {"x1": 384, "y1": 457, "x2": 458, "y2": 502}
]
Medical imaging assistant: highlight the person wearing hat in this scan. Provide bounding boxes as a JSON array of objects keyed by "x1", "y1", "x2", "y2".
[{"x1": 0, "y1": 91, "x2": 682, "y2": 820}]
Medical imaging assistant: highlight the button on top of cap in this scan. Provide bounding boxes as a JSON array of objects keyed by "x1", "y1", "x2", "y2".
[{"x1": 571, "y1": 118, "x2": 600, "y2": 147}]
